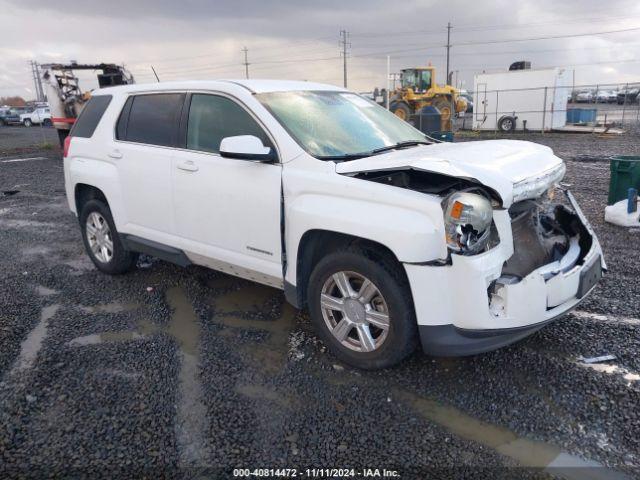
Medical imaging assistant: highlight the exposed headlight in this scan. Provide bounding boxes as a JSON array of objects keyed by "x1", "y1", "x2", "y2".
[
  {"x1": 443, "y1": 192, "x2": 493, "y2": 255},
  {"x1": 512, "y1": 163, "x2": 566, "y2": 203}
]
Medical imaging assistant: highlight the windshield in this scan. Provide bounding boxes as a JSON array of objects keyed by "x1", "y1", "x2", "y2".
[{"x1": 256, "y1": 91, "x2": 428, "y2": 159}]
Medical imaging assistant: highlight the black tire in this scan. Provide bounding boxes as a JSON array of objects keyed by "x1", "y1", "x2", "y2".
[
  {"x1": 0, "y1": 119, "x2": 5, "y2": 126},
  {"x1": 390, "y1": 102, "x2": 412, "y2": 122},
  {"x1": 307, "y1": 248, "x2": 418, "y2": 369},
  {"x1": 43, "y1": 118, "x2": 52, "y2": 127},
  {"x1": 23, "y1": 119, "x2": 32, "y2": 127},
  {"x1": 79, "y1": 199, "x2": 138, "y2": 275},
  {"x1": 432, "y1": 96, "x2": 453, "y2": 123},
  {"x1": 498, "y1": 115, "x2": 516, "y2": 132}
]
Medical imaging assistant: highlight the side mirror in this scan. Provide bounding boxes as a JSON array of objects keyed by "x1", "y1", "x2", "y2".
[{"x1": 219, "y1": 135, "x2": 276, "y2": 162}]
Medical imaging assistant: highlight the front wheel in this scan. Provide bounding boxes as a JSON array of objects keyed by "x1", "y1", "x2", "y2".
[
  {"x1": 307, "y1": 249, "x2": 418, "y2": 369},
  {"x1": 79, "y1": 199, "x2": 138, "y2": 275},
  {"x1": 390, "y1": 102, "x2": 412, "y2": 122},
  {"x1": 23, "y1": 119, "x2": 32, "y2": 127}
]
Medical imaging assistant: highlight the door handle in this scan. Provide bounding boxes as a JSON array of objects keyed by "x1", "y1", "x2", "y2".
[
  {"x1": 108, "y1": 149, "x2": 123, "y2": 159},
  {"x1": 177, "y1": 160, "x2": 199, "y2": 172}
]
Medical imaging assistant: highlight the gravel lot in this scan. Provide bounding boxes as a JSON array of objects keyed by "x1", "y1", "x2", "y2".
[{"x1": 0, "y1": 126, "x2": 638, "y2": 478}]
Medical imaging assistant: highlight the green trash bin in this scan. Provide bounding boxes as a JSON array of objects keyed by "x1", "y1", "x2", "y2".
[{"x1": 608, "y1": 156, "x2": 640, "y2": 205}]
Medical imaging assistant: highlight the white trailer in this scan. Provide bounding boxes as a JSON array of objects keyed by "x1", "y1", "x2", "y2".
[{"x1": 473, "y1": 67, "x2": 571, "y2": 132}]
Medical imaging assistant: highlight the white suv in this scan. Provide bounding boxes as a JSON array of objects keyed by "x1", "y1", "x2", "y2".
[{"x1": 63, "y1": 80, "x2": 604, "y2": 369}]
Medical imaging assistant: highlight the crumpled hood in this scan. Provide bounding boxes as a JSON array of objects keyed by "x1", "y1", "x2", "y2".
[{"x1": 335, "y1": 140, "x2": 564, "y2": 206}]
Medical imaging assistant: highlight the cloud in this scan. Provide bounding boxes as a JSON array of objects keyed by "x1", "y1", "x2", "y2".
[{"x1": 1, "y1": 0, "x2": 639, "y2": 98}]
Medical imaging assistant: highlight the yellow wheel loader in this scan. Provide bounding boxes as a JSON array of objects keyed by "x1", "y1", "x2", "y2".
[{"x1": 389, "y1": 66, "x2": 467, "y2": 131}]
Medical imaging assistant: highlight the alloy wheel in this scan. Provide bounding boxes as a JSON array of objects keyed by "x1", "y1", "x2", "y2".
[
  {"x1": 86, "y1": 212, "x2": 114, "y2": 263},
  {"x1": 320, "y1": 271, "x2": 390, "y2": 352}
]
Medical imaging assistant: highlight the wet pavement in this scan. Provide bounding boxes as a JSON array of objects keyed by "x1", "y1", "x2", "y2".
[{"x1": 0, "y1": 129, "x2": 639, "y2": 478}]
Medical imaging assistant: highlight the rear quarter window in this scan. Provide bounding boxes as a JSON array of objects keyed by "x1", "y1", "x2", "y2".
[
  {"x1": 71, "y1": 95, "x2": 113, "y2": 138},
  {"x1": 118, "y1": 93, "x2": 184, "y2": 147}
]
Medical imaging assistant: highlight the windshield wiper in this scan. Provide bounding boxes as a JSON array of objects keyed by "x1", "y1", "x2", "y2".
[
  {"x1": 369, "y1": 140, "x2": 432, "y2": 156},
  {"x1": 317, "y1": 153, "x2": 371, "y2": 161},
  {"x1": 318, "y1": 140, "x2": 431, "y2": 162}
]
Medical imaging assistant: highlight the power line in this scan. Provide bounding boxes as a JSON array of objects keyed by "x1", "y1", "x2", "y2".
[
  {"x1": 453, "y1": 26, "x2": 640, "y2": 47},
  {"x1": 126, "y1": 36, "x2": 336, "y2": 67},
  {"x1": 350, "y1": 13, "x2": 640, "y2": 39},
  {"x1": 119, "y1": 23, "x2": 640, "y2": 87}
]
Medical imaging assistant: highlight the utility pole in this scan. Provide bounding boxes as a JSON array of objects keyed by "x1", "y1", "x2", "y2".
[
  {"x1": 386, "y1": 55, "x2": 390, "y2": 109},
  {"x1": 242, "y1": 47, "x2": 250, "y2": 79},
  {"x1": 445, "y1": 22, "x2": 452, "y2": 86},
  {"x1": 340, "y1": 29, "x2": 350, "y2": 88},
  {"x1": 29, "y1": 61, "x2": 45, "y2": 102}
]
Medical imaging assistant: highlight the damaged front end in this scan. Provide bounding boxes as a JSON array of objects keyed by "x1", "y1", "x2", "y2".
[{"x1": 489, "y1": 188, "x2": 605, "y2": 319}]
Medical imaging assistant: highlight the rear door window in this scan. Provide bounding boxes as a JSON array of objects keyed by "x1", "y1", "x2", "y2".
[
  {"x1": 122, "y1": 93, "x2": 184, "y2": 147},
  {"x1": 71, "y1": 95, "x2": 112, "y2": 138},
  {"x1": 186, "y1": 94, "x2": 271, "y2": 154}
]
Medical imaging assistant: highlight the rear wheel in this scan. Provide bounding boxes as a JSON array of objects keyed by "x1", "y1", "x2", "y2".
[
  {"x1": 42, "y1": 118, "x2": 52, "y2": 127},
  {"x1": 79, "y1": 199, "x2": 138, "y2": 275},
  {"x1": 307, "y1": 249, "x2": 418, "y2": 369},
  {"x1": 23, "y1": 118, "x2": 32, "y2": 127}
]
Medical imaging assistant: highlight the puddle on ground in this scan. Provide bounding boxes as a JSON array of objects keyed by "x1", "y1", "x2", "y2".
[
  {"x1": 208, "y1": 282, "x2": 298, "y2": 374},
  {"x1": 99, "y1": 368, "x2": 142, "y2": 380},
  {"x1": 206, "y1": 274, "x2": 237, "y2": 290},
  {"x1": 67, "y1": 331, "x2": 145, "y2": 347},
  {"x1": 396, "y1": 389, "x2": 630, "y2": 479},
  {"x1": 235, "y1": 383, "x2": 297, "y2": 410},
  {"x1": 22, "y1": 245, "x2": 52, "y2": 257},
  {"x1": 213, "y1": 282, "x2": 279, "y2": 314},
  {"x1": 0, "y1": 219, "x2": 57, "y2": 229},
  {"x1": 163, "y1": 286, "x2": 209, "y2": 466},
  {"x1": 78, "y1": 302, "x2": 140, "y2": 314},
  {"x1": 63, "y1": 257, "x2": 95, "y2": 274},
  {"x1": 166, "y1": 286, "x2": 200, "y2": 356},
  {"x1": 571, "y1": 310, "x2": 640, "y2": 326},
  {"x1": 35, "y1": 285, "x2": 59, "y2": 297},
  {"x1": 578, "y1": 362, "x2": 640, "y2": 385},
  {"x1": 9, "y1": 304, "x2": 60, "y2": 376}
]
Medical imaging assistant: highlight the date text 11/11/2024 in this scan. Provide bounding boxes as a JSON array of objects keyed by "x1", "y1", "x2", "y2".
[{"x1": 232, "y1": 468, "x2": 401, "y2": 477}]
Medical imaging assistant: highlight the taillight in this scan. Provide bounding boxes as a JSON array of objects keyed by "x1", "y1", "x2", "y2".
[{"x1": 63, "y1": 135, "x2": 71, "y2": 158}]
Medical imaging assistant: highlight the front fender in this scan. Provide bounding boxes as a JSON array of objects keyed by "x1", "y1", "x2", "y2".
[{"x1": 284, "y1": 190, "x2": 447, "y2": 286}]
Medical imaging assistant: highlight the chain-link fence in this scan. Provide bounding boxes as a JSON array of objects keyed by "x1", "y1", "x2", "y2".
[
  {"x1": 387, "y1": 81, "x2": 640, "y2": 136},
  {"x1": 453, "y1": 81, "x2": 640, "y2": 134}
]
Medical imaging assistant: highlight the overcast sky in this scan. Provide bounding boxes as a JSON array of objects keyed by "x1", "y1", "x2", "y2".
[{"x1": 1, "y1": 0, "x2": 640, "y2": 99}]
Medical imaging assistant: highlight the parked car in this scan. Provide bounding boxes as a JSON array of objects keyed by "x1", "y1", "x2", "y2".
[
  {"x1": 20, "y1": 106, "x2": 52, "y2": 127},
  {"x1": 63, "y1": 80, "x2": 605, "y2": 369},
  {"x1": 0, "y1": 107, "x2": 23, "y2": 126},
  {"x1": 575, "y1": 91, "x2": 593, "y2": 103},
  {"x1": 595, "y1": 90, "x2": 616, "y2": 103},
  {"x1": 617, "y1": 88, "x2": 639, "y2": 105}
]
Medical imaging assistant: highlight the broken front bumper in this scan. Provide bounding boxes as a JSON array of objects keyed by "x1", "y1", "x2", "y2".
[{"x1": 405, "y1": 191, "x2": 605, "y2": 356}]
